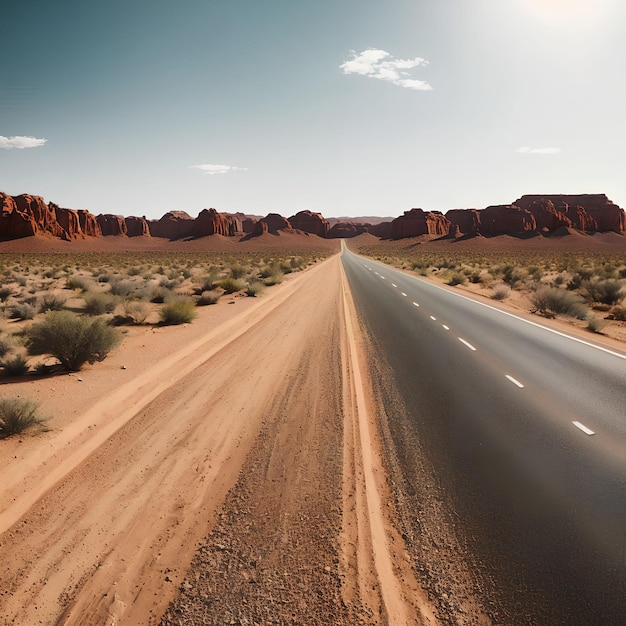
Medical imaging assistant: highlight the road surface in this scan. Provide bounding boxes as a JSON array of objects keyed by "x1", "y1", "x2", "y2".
[{"x1": 341, "y1": 243, "x2": 626, "y2": 624}]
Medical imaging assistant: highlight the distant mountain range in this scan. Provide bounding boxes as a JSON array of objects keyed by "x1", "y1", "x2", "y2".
[{"x1": 1, "y1": 191, "x2": 624, "y2": 243}]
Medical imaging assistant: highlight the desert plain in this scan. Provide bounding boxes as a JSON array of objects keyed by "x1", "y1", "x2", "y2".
[{"x1": 0, "y1": 225, "x2": 625, "y2": 625}]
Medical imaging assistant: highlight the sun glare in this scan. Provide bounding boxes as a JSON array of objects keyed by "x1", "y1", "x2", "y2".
[{"x1": 521, "y1": 0, "x2": 616, "y2": 26}]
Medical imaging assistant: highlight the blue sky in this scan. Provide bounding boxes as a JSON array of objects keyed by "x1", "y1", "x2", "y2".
[{"x1": 2, "y1": 0, "x2": 625, "y2": 219}]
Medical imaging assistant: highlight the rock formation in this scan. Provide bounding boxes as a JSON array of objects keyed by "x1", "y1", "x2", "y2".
[
  {"x1": 1, "y1": 189, "x2": 623, "y2": 244},
  {"x1": 521, "y1": 198, "x2": 572, "y2": 232},
  {"x1": 253, "y1": 213, "x2": 292, "y2": 235},
  {"x1": 1, "y1": 193, "x2": 66, "y2": 239},
  {"x1": 125, "y1": 216, "x2": 150, "y2": 237},
  {"x1": 194, "y1": 209, "x2": 242, "y2": 237},
  {"x1": 514, "y1": 195, "x2": 624, "y2": 233},
  {"x1": 366, "y1": 221, "x2": 393, "y2": 239},
  {"x1": 327, "y1": 222, "x2": 367, "y2": 238},
  {"x1": 390, "y1": 209, "x2": 450, "y2": 239},
  {"x1": 241, "y1": 218, "x2": 256, "y2": 234},
  {"x1": 478, "y1": 205, "x2": 536, "y2": 236},
  {"x1": 446, "y1": 209, "x2": 480, "y2": 235},
  {"x1": 78, "y1": 210, "x2": 102, "y2": 237},
  {"x1": 54, "y1": 205, "x2": 84, "y2": 239},
  {"x1": 97, "y1": 214, "x2": 128, "y2": 236},
  {"x1": 288, "y1": 211, "x2": 330, "y2": 238},
  {"x1": 147, "y1": 211, "x2": 195, "y2": 239}
]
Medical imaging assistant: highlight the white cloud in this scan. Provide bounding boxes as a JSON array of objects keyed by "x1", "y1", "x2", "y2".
[
  {"x1": 516, "y1": 146, "x2": 561, "y2": 154},
  {"x1": 340, "y1": 49, "x2": 432, "y2": 91},
  {"x1": 190, "y1": 163, "x2": 248, "y2": 175},
  {"x1": 0, "y1": 135, "x2": 47, "y2": 149}
]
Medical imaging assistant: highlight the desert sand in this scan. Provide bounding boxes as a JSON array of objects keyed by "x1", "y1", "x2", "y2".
[{"x1": 0, "y1": 253, "x2": 434, "y2": 625}]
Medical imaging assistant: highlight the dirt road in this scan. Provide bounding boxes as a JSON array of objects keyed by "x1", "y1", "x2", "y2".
[{"x1": 0, "y1": 255, "x2": 433, "y2": 625}]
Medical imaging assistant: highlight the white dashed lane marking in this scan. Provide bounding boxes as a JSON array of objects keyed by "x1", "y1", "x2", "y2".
[
  {"x1": 572, "y1": 421, "x2": 595, "y2": 436},
  {"x1": 442, "y1": 325, "x2": 450, "y2": 331},
  {"x1": 430, "y1": 316, "x2": 437, "y2": 321},
  {"x1": 505, "y1": 375, "x2": 524, "y2": 389},
  {"x1": 458, "y1": 337, "x2": 477, "y2": 351},
  {"x1": 392, "y1": 283, "x2": 397, "y2": 288},
  {"x1": 401, "y1": 292, "x2": 407, "y2": 297},
  {"x1": 412, "y1": 302, "x2": 419, "y2": 307}
]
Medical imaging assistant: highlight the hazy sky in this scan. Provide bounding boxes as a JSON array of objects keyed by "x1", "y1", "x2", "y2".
[{"x1": 2, "y1": 0, "x2": 625, "y2": 219}]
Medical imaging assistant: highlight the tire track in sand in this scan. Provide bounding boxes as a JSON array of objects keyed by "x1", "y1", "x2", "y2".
[{"x1": 0, "y1": 257, "x2": 339, "y2": 626}]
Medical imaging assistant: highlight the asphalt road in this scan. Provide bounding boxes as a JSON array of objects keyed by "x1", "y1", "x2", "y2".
[{"x1": 341, "y1": 244, "x2": 626, "y2": 625}]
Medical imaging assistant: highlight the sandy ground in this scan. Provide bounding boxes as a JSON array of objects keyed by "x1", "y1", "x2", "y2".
[{"x1": 0, "y1": 253, "x2": 434, "y2": 625}]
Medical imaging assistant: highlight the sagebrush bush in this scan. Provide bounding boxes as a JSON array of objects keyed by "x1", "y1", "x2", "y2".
[
  {"x1": 10, "y1": 302, "x2": 37, "y2": 320},
  {"x1": 263, "y1": 273, "x2": 283, "y2": 286},
  {"x1": 0, "y1": 287, "x2": 12, "y2": 301},
  {"x1": 159, "y1": 299, "x2": 197, "y2": 325},
  {"x1": 1, "y1": 353, "x2": 30, "y2": 376},
  {"x1": 109, "y1": 278, "x2": 136, "y2": 297},
  {"x1": 492, "y1": 284, "x2": 511, "y2": 300},
  {"x1": 246, "y1": 282, "x2": 264, "y2": 297},
  {"x1": 26, "y1": 310, "x2": 122, "y2": 371},
  {"x1": 118, "y1": 300, "x2": 151, "y2": 324},
  {"x1": 531, "y1": 287, "x2": 588, "y2": 319},
  {"x1": 0, "y1": 336, "x2": 14, "y2": 358},
  {"x1": 66, "y1": 275, "x2": 91, "y2": 291},
  {"x1": 197, "y1": 290, "x2": 221, "y2": 306},
  {"x1": 219, "y1": 278, "x2": 245, "y2": 294},
  {"x1": 583, "y1": 278, "x2": 624, "y2": 305},
  {"x1": 230, "y1": 264, "x2": 247, "y2": 279},
  {"x1": 447, "y1": 273, "x2": 466, "y2": 286},
  {"x1": 587, "y1": 316, "x2": 607, "y2": 333},
  {"x1": 607, "y1": 305, "x2": 626, "y2": 321},
  {"x1": 150, "y1": 287, "x2": 171, "y2": 303},
  {"x1": 39, "y1": 291, "x2": 68, "y2": 312},
  {"x1": 0, "y1": 398, "x2": 43, "y2": 438},
  {"x1": 84, "y1": 292, "x2": 118, "y2": 315}
]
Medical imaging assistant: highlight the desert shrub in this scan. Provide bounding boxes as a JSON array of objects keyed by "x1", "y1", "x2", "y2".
[
  {"x1": 118, "y1": 300, "x2": 151, "y2": 324},
  {"x1": 195, "y1": 276, "x2": 217, "y2": 293},
  {"x1": 197, "y1": 290, "x2": 221, "y2": 305},
  {"x1": 246, "y1": 282, "x2": 265, "y2": 297},
  {"x1": 492, "y1": 283, "x2": 511, "y2": 300},
  {"x1": 39, "y1": 291, "x2": 68, "y2": 312},
  {"x1": 159, "y1": 299, "x2": 197, "y2": 325},
  {"x1": 583, "y1": 278, "x2": 624, "y2": 305},
  {"x1": 587, "y1": 316, "x2": 607, "y2": 333},
  {"x1": 531, "y1": 287, "x2": 588, "y2": 319},
  {"x1": 447, "y1": 273, "x2": 466, "y2": 286},
  {"x1": 607, "y1": 305, "x2": 626, "y2": 321},
  {"x1": 219, "y1": 278, "x2": 245, "y2": 294},
  {"x1": 230, "y1": 264, "x2": 247, "y2": 279},
  {"x1": 66, "y1": 275, "x2": 91, "y2": 291},
  {"x1": 150, "y1": 287, "x2": 172, "y2": 303},
  {"x1": 10, "y1": 302, "x2": 37, "y2": 320},
  {"x1": 0, "y1": 287, "x2": 12, "y2": 302},
  {"x1": 290, "y1": 256, "x2": 304, "y2": 270},
  {"x1": 26, "y1": 310, "x2": 122, "y2": 371},
  {"x1": 263, "y1": 272, "x2": 283, "y2": 286},
  {"x1": 127, "y1": 266, "x2": 142, "y2": 276},
  {"x1": 503, "y1": 266, "x2": 526, "y2": 288},
  {"x1": 109, "y1": 278, "x2": 136, "y2": 297},
  {"x1": 0, "y1": 398, "x2": 43, "y2": 438},
  {"x1": 0, "y1": 336, "x2": 14, "y2": 358},
  {"x1": 259, "y1": 264, "x2": 282, "y2": 279},
  {"x1": 84, "y1": 292, "x2": 118, "y2": 315},
  {"x1": 1, "y1": 353, "x2": 30, "y2": 376}
]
